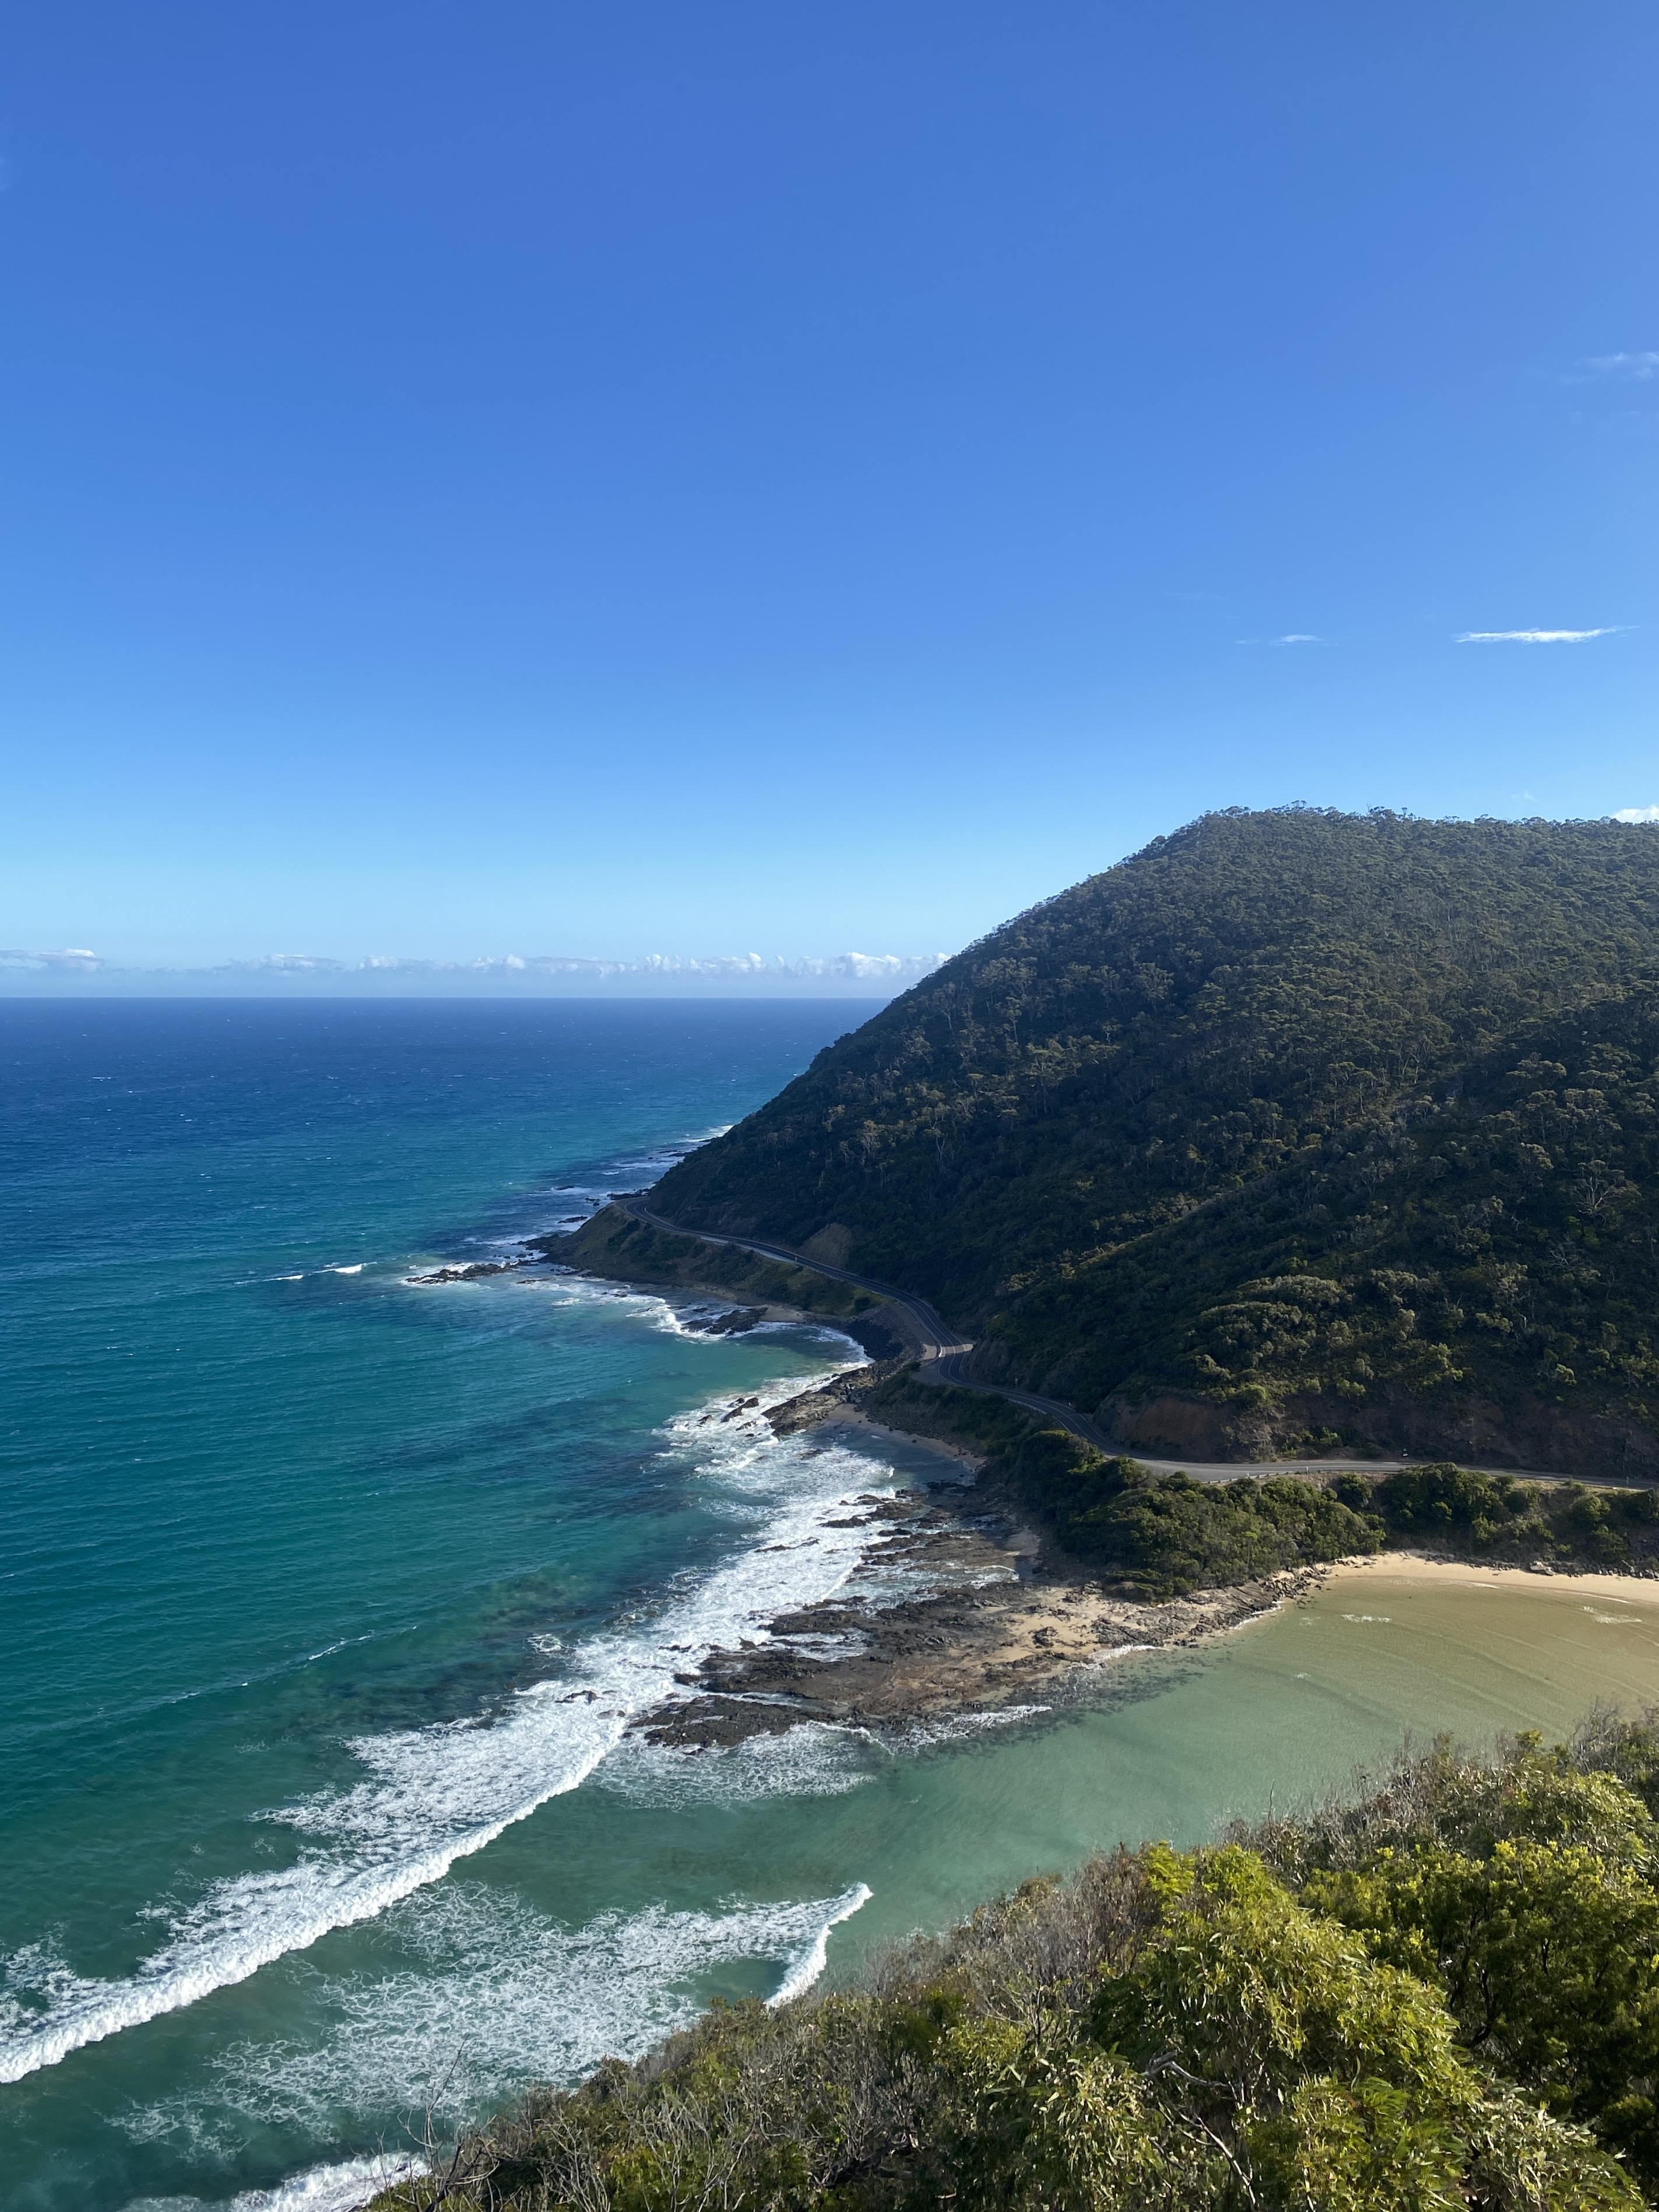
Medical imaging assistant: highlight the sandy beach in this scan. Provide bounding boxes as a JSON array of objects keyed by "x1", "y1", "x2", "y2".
[
  {"x1": 1318, "y1": 1551, "x2": 1659, "y2": 1609},
  {"x1": 634, "y1": 1386, "x2": 1659, "y2": 1751},
  {"x1": 636, "y1": 1402, "x2": 1327, "y2": 1747}
]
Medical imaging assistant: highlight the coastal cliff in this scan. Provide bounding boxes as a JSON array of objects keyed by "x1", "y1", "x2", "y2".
[
  {"x1": 380, "y1": 817, "x2": 1659, "y2": 2212},
  {"x1": 642, "y1": 809, "x2": 1659, "y2": 1477}
]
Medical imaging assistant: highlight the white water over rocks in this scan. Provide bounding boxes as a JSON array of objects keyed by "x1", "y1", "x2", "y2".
[{"x1": 1, "y1": 1377, "x2": 895, "y2": 2085}]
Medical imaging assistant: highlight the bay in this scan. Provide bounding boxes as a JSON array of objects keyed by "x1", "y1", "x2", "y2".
[{"x1": 4, "y1": 1000, "x2": 1657, "y2": 2212}]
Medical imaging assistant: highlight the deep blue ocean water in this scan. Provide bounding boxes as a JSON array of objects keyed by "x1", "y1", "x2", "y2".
[
  {"x1": 6, "y1": 1000, "x2": 1646, "y2": 2212},
  {"x1": 1, "y1": 1001, "x2": 900, "y2": 2206}
]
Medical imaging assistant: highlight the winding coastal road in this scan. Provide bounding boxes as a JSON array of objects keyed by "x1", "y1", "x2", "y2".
[{"x1": 609, "y1": 1196, "x2": 1604, "y2": 1488}]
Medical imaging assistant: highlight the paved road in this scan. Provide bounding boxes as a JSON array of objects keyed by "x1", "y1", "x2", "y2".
[
  {"x1": 613, "y1": 1195, "x2": 1112, "y2": 1449},
  {"x1": 610, "y1": 1196, "x2": 1611, "y2": 1488}
]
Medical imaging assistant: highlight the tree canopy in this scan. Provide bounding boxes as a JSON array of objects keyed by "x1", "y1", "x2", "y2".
[
  {"x1": 373, "y1": 1723, "x2": 1659, "y2": 2210},
  {"x1": 653, "y1": 810, "x2": 1659, "y2": 1463}
]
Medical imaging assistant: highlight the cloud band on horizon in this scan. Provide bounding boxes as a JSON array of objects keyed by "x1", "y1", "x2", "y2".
[{"x1": 0, "y1": 947, "x2": 951, "y2": 986}]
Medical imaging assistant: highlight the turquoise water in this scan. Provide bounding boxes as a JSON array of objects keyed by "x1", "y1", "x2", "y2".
[{"x1": 3, "y1": 1002, "x2": 1651, "y2": 2212}]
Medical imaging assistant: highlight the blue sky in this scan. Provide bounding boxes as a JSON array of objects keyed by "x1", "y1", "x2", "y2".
[{"x1": 2, "y1": 0, "x2": 1655, "y2": 978}]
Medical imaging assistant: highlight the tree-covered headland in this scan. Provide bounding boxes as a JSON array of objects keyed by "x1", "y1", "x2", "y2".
[
  {"x1": 374, "y1": 1718, "x2": 1659, "y2": 2209},
  {"x1": 652, "y1": 810, "x2": 1659, "y2": 1473}
]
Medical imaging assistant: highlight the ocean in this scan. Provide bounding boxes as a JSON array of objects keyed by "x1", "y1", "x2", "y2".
[{"x1": 6, "y1": 999, "x2": 1659, "y2": 2212}]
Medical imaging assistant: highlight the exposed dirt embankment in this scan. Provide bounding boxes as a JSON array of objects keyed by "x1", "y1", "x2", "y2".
[{"x1": 1096, "y1": 1381, "x2": 1659, "y2": 1484}]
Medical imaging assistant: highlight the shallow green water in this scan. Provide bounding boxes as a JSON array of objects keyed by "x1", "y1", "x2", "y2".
[{"x1": 4, "y1": 1003, "x2": 1654, "y2": 2212}]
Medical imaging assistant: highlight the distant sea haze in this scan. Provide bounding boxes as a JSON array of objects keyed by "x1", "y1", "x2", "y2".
[{"x1": 0, "y1": 947, "x2": 950, "y2": 996}]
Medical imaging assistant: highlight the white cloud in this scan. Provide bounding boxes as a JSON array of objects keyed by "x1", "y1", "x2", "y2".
[
  {"x1": 509, "y1": 950, "x2": 950, "y2": 982},
  {"x1": 1276, "y1": 633, "x2": 1324, "y2": 645},
  {"x1": 1455, "y1": 627, "x2": 1617, "y2": 645},
  {"x1": 1613, "y1": 806, "x2": 1659, "y2": 824},
  {"x1": 1583, "y1": 351, "x2": 1659, "y2": 380},
  {"x1": 0, "y1": 946, "x2": 104, "y2": 970},
  {"x1": 0, "y1": 947, "x2": 953, "y2": 997}
]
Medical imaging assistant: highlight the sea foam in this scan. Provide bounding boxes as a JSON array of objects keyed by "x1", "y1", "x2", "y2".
[
  {"x1": 118, "y1": 2152, "x2": 424, "y2": 2212},
  {"x1": 131, "y1": 1878, "x2": 871, "y2": 2157},
  {"x1": 1, "y1": 1379, "x2": 894, "y2": 2085}
]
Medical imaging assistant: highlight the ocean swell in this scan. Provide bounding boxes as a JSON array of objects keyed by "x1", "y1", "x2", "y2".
[
  {"x1": 123, "y1": 1880, "x2": 873, "y2": 2169},
  {"x1": 0, "y1": 1386, "x2": 892, "y2": 2085}
]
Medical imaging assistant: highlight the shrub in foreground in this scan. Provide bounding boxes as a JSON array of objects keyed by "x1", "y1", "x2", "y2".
[{"x1": 371, "y1": 1723, "x2": 1659, "y2": 2210}]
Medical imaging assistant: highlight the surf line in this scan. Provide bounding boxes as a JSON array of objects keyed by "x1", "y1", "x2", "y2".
[
  {"x1": 0, "y1": 1379, "x2": 891, "y2": 2084},
  {"x1": 0, "y1": 1715, "x2": 625, "y2": 2084},
  {"x1": 769, "y1": 1884, "x2": 873, "y2": 2007}
]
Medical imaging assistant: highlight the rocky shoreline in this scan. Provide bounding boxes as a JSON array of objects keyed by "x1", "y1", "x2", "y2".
[
  {"x1": 632, "y1": 1364, "x2": 1327, "y2": 1750},
  {"x1": 534, "y1": 1263, "x2": 1650, "y2": 1755}
]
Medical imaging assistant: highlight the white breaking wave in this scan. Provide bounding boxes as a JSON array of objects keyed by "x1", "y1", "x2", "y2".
[
  {"x1": 597, "y1": 1718, "x2": 873, "y2": 1806},
  {"x1": 892, "y1": 1704, "x2": 1053, "y2": 1750},
  {"x1": 1, "y1": 1389, "x2": 894, "y2": 2085},
  {"x1": 127, "y1": 1880, "x2": 871, "y2": 2160},
  {"x1": 119, "y1": 2153, "x2": 425, "y2": 2212},
  {"x1": 769, "y1": 1886, "x2": 873, "y2": 2007},
  {"x1": 229, "y1": 2160, "x2": 426, "y2": 2212}
]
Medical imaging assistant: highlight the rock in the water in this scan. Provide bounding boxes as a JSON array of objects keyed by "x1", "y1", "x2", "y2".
[
  {"x1": 683, "y1": 1307, "x2": 767, "y2": 1335},
  {"x1": 405, "y1": 1257, "x2": 528, "y2": 1284}
]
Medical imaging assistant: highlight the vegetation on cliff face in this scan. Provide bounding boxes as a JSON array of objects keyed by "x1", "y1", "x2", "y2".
[
  {"x1": 1021, "y1": 1443, "x2": 1659, "y2": 1599},
  {"x1": 857, "y1": 1376, "x2": 1659, "y2": 1597},
  {"x1": 537, "y1": 1212, "x2": 883, "y2": 1321},
  {"x1": 372, "y1": 1722, "x2": 1659, "y2": 2210},
  {"x1": 1001, "y1": 1430, "x2": 1383, "y2": 1599},
  {"x1": 649, "y1": 810, "x2": 1659, "y2": 1466}
]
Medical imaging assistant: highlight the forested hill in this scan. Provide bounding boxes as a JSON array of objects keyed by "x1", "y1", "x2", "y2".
[{"x1": 651, "y1": 809, "x2": 1659, "y2": 1472}]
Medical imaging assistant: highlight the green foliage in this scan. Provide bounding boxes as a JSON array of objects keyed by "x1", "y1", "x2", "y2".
[
  {"x1": 1003, "y1": 1430, "x2": 1383, "y2": 1595},
  {"x1": 1349, "y1": 1461, "x2": 1659, "y2": 1568},
  {"x1": 544, "y1": 1210, "x2": 879, "y2": 1319},
  {"x1": 1576, "y1": 1710, "x2": 1659, "y2": 1821},
  {"x1": 1310, "y1": 1839, "x2": 1659, "y2": 2182},
  {"x1": 954, "y1": 1421, "x2": 1659, "y2": 1590},
  {"x1": 371, "y1": 1730, "x2": 1659, "y2": 2212},
  {"x1": 649, "y1": 809, "x2": 1659, "y2": 1452},
  {"x1": 1361, "y1": 1459, "x2": 1583, "y2": 1556},
  {"x1": 853, "y1": 1399, "x2": 1390, "y2": 1596},
  {"x1": 1297, "y1": 1738, "x2": 1659, "y2": 2187},
  {"x1": 862, "y1": 1371, "x2": 1034, "y2": 1459},
  {"x1": 1092, "y1": 1842, "x2": 1488, "y2": 2209},
  {"x1": 930, "y1": 2016, "x2": 1178, "y2": 2210}
]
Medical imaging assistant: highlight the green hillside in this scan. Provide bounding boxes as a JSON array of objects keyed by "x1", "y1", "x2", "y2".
[{"x1": 652, "y1": 810, "x2": 1659, "y2": 1470}]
